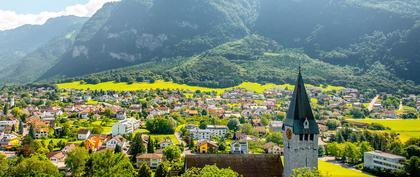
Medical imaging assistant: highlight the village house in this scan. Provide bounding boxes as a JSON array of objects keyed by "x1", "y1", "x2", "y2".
[
  {"x1": 47, "y1": 151, "x2": 65, "y2": 163},
  {"x1": 160, "y1": 139, "x2": 173, "y2": 149},
  {"x1": 196, "y1": 140, "x2": 218, "y2": 154},
  {"x1": 84, "y1": 134, "x2": 109, "y2": 151},
  {"x1": 77, "y1": 129, "x2": 91, "y2": 140},
  {"x1": 34, "y1": 127, "x2": 49, "y2": 138},
  {"x1": 106, "y1": 135, "x2": 127, "y2": 150},
  {"x1": 62, "y1": 144, "x2": 76, "y2": 154},
  {"x1": 269, "y1": 121, "x2": 283, "y2": 132},
  {"x1": 230, "y1": 141, "x2": 248, "y2": 154},
  {"x1": 188, "y1": 125, "x2": 228, "y2": 140},
  {"x1": 264, "y1": 142, "x2": 283, "y2": 155},
  {"x1": 136, "y1": 153, "x2": 164, "y2": 168}
]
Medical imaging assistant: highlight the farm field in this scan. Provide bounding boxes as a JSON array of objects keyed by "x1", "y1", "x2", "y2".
[
  {"x1": 57, "y1": 80, "x2": 344, "y2": 95},
  {"x1": 348, "y1": 119, "x2": 420, "y2": 142},
  {"x1": 318, "y1": 160, "x2": 373, "y2": 177}
]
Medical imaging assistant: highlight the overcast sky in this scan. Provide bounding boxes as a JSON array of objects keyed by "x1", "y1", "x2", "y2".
[{"x1": 0, "y1": 0, "x2": 118, "y2": 31}]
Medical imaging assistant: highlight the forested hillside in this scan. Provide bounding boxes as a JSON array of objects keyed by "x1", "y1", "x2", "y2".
[{"x1": 58, "y1": 35, "x2": 418, "y2": 93}]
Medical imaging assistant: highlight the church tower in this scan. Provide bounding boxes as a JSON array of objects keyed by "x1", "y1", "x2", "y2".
[{"x1": 283, "y1": 68, "x2": 320, "y2": 177}]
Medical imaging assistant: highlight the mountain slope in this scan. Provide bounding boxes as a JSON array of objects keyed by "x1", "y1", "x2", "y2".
[
  {"x1": 59, "y1": 35, "x2": 418, "y2": 93},
  {"x1": 0, "y1": 16, "x2": 87, "y2": 84},
  {"x1": 42, "y1": 0, "x2": 259, "y2": 78},
  {"x1": 255, "y1": 0, "x2": 420, "y2": 83}
]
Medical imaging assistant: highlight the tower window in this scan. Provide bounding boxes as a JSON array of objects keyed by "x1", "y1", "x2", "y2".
[
  {"x1": 299, "y1": 134, "x2": 303, "y2": 141},
  {"x1": 304, "y1": 134, "x2": 308, "y2": 141},
  {"x1": 310, "y1": 134, "x2": 314, "y2": 141}
]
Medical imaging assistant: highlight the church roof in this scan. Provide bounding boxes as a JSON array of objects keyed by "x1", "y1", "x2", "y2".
[
  {"x1": 185, "y1": 154, "x2": 283, "y2": 177},
  {"x1": 283, "y1": 68, "x2": 319, "y2": 134}
]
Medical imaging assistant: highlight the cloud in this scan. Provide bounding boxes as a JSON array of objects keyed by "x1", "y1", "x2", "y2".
[{"x1": 0, "y1": 0, "x2": 119, "y2": 31}]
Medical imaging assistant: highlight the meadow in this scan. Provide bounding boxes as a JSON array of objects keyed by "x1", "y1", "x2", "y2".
[
  {"x1": 348, "y1": 119, "x2": 420, "y2": 142},
  {"x1": 56, "y1": 80, "x2": 344, "y2": 95},
  {"x1": 318, "y1": 160, "x2": 373, "y2": 177}
]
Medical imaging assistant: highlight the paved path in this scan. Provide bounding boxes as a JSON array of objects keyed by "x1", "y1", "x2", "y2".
[{"x1": 368, "y1": 95, "x2": 379, "y2": 112}]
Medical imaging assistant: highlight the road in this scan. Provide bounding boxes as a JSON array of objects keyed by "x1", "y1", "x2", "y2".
[{"x1": 367, "y1": 95, "x2": 379, "y2": 112}]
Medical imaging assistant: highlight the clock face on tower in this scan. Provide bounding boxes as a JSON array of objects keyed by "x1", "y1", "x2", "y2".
[{"x1": 286, "y1": 128, "x2": 292, "y2": 140}]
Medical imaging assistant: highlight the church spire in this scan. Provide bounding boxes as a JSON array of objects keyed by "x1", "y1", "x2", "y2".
[{"x1": 284, "y1": 68, "x2": 319, "y2": 134}]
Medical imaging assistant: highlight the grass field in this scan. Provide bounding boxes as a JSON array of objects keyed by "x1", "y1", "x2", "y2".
[
  {"x1": 57, "y1": 80, "x2": 344, "y2": 95},
  {"x1": 149, "y1": 134, "x2": 179, "y2": 145},
  {"x1": 318, "y1": 160, "x2": 373, "y2": 177},
  {"x1": 348, "y1": 119, "x2": 420, "y2": 142}
]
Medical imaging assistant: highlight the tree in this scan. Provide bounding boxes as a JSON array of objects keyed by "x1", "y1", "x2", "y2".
[
  {"x1": 114, "y1": 144, "x2": 122, "y2": 153},
  {"x1": 163, "y1": 145, "x2": 181, "y2": 161},
  {"x1": 266, "y1": 132, "x2": 283, "y2": 145},
  {"x1": 0, "y1": 153, "x2": 9, "y2": 177},
  {"x1": 188, "y1": 136, "x2": 194, "y2": 150},
  {"x1": 129, "y1": 133, "x2": 146, "y2": 162},
  {"x1": 147, "y1": 136, "x2": 154, "y2": 153},
  {"x1": 11, "y1": 154, "x2": 60, "y2": 177},
  {"x1": 260, "y1": 115, "x2": 270, "y2": 126},
  {"x1": 405, "y1": 145, "x2": 420, "y2": 158},
  {"x1": 181, "y1": 165, "x2": 239, "y2": 177},
  {"x1": 47, "y1": 140, "x2": 54, "y2": 152},
  {"x1": 405, "y1": 156, "x2": 420, "y2": 177},
  {"x1": 19, "y1": 121, "x2": 24, "y2": 134},
  {"x1": 89, "y1": 150, "x2": 136, "y2": 177},
  {"x1": 292, "y1": 168, "x2": 328, "y2": 177},
  {"x1": 227, "y1": 118, "x2": 240, "y2": 131},
  {"x1": 199, "y1": 120, "x2": 207, "y2": 129},
  {"x1": 326, "y1": 119, "x2": 340, "y2": 130},
  {"x1": 65, "y1": 147, "x2": 89, "y2": 177},
  {"x1": 155, "y1": 161, "x2": 170, "y2": 177},
  {"x1": 28, "y1": 125, "x2": 35, "y2": 139},
  {"x1": 138, "y1": 162, "x2": 152, "y2": 177},
  {"x1": 145, "y1": 117, "x2": 176, "y2": 134},
  {"x1": 91, "y1": 125, "x2": 103, "y2": 134}
]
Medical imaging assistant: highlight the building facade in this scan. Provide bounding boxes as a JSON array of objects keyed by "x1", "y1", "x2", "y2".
[
  {"x1": 282, "y1": 69, "x2": 320, "y2": 177},
  {"x1": 111, "y1": 118, "x2": 140, "y2": 136},
  {"x1": 364, "y1": 151, "x2": 406, "y2": 171}
]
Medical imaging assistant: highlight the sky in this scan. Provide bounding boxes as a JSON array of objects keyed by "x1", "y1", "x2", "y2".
[{"x1": 0, "y1": 0, "x2": 119, "y2": 31}]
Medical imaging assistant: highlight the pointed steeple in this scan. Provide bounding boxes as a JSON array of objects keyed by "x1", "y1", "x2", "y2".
[{"x1": 284, "y1": 68, "x2": 319, "y2": 134}]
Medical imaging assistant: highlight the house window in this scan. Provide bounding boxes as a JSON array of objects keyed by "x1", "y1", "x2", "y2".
[
  {"x1": 310, "y1": 134, "x2": 314, "y2": 141},
  {"x1": 299, "y1": 134, "x2": 303, "y2": 141},
  {"x1": 304, "y1": 134, "x2": 308, "y2": 141}
]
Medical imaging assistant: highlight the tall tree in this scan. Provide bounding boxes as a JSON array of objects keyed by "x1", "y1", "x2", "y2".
[
  {"x1": 147, "y1": 136, "x2": 154, "y2": 153},
  {"x1": 89, "y1": 150, "x2": 136, "y2": 177},
  {"x1": 65, "y1": 147, "x2": 89, "y2": 177},
  {"x1": 155, "y1": 161, "x2": 170, "y2": 177},
  {"x1": 163, "y1": 145, "x2": 181, "y2": 162},
  {"x1": 138, "y1": 162, "x2": 152, "y2": 177},
  {"x1": 129, "y1": 133, "x2": 146, "y2": 162},
  {"x1": 114, "y1": 144, "x2": 122, "y2": 154},
  {"x1": 28, "y1": 124, "x2": 35, "y2": 139}
]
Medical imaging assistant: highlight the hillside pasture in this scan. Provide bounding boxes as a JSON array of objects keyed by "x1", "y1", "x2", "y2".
[
  {"x1": 56, "y1": 80, "x2": 344, "y2": 95},
  {"x1": 348, "y1": 119, "x2": 420, "y2": 142}
]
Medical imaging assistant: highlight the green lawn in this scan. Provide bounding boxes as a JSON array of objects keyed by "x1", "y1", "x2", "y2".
[
  {"x1": 57, "y1": 80, "x2": 344, "y2": 95},
  {"x1": 348, "y1": 118, "x2": 420, "y2": 142},
  {"x1": 149, "y1": 134, "x2": 179, "y2": 145},
  {"x1": 318, "y1": 160, "x2": 373, "y2": 177}
]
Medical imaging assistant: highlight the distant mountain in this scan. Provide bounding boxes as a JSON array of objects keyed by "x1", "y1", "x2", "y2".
[
  {"x1": 41, "y1": 0, "x2": 259, "y2": 78},
  {"x1": 1, "y1": 0, "x2": 419, "y2": 93},
  {"x1": 0, "y1": 16, "x2": 87, "y2": 84}
]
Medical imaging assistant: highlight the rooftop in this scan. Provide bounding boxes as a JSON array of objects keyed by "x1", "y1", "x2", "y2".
[{"x1": 185, "y1": 154, "x2": 283, "y2": 177}]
